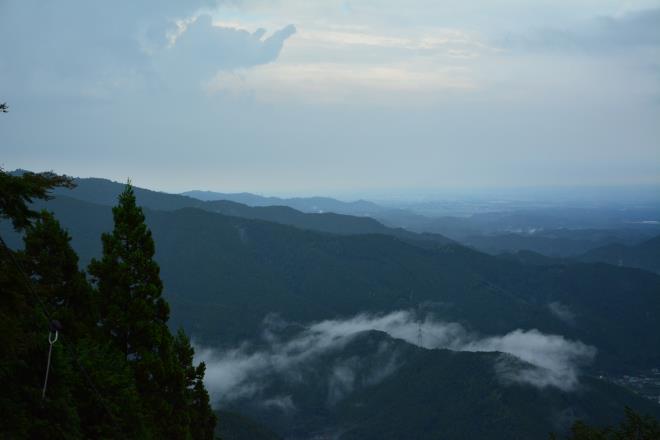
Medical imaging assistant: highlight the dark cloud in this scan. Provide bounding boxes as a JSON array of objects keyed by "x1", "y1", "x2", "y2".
[
  {"x1": 0, "y1": 1, "x2": 295, "y2": 98},
  {"x1": 158, "y1": 14, "x2": 296, "y2": 80}
]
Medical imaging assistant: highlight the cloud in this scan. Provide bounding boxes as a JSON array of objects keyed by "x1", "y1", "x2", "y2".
[
  {"x1": 506, "y1": 8, "x2": 660, "y2": 52},
  {"x1": 196, "y1": 310, "x2": 597, "y2": 408},
  {"x1": 159, "y1": 15, "x2": 296, "y2": 78},
  {"x1": 463, "y1": 329, "x2": 595, "y2": 389},
  {"x1": 548, "y1": 302, "x2": 577, "y2": 324},
  {"x1": 206, "y1": 62, "x2": 475, "y2": 103},
  {"x1": 0, "y1": 1, "x2": 295, "y2": 98},
  {"x1": 327, "y1": 357, "x2": 359, "y2": 405}
]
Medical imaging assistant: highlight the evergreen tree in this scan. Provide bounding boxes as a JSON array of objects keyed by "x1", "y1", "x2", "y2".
[
  {"x1": 88, "y1": 182, "x2": 169, "y2": 361},
  {"x1": 173, "y1": 329, "x2": 218, "y2": 440},
  {"x1": 21, "y1": 211, "x2": 94, "y2": 340},
  {"x1": 88, "y1": 183, "x2": 172, "y2": 428},
  {"x1": 0, "y1": 170, "x2": 79, "y2": 438},
  {"x1": 89, "y1": 182, "x2": 216, "y2": 438},
  {"x1": 21, "y1": 211, "x2": 148, "y2": 438},
  {"x1": 0, "y1": 168, "x2": 73, "y2": 231}
]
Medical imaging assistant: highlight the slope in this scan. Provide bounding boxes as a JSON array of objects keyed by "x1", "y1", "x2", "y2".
[
  {"x1": 577, "y1": 235, "x2": 660, "y2": 274},
  {"x1": 4, "y1": 195, "x2": 659, "y2": 372}
]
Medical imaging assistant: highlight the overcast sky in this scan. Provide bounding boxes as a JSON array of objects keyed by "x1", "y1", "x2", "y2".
[{"x1": 1, "y1": 0, "x2": 659, "y2": 196}]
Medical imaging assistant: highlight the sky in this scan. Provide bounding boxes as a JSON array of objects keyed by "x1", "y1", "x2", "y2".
[{"x1": 1, "y1": 0, "x2": 659, "y2": 196}]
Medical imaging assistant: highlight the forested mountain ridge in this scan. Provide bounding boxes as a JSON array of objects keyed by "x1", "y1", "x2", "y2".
[
  {"x1": 462, "y1": 229, "x2": 657, "y2": 258},
  {"x1": 577, "y1": 235, "x2": 660, "y2": 274},
  {"x1": 3, "y1": 193, "x2": 659, "y2": 373},
  {"x1": 224, "y1": 330, "x2": 660, "y2": 440},
  {"x1": 44, "y1": 173, "x2": 660, "y2": 260},
  {"x1": 42, "y1": 174, "x2": 453, "y2": 247},
  {"x1": 182, "y1": 189, "x2": 385, "y2": 216}
]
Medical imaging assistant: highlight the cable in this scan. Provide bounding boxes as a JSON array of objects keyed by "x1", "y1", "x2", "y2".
[{"x1": 0, "y1": 234, "x2": 124, "y2": 435}]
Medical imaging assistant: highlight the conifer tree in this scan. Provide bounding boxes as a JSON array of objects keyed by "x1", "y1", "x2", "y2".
[
  {"x1": 21, "y1": 211, "x2": 148, "y2": 438},
  {"x1": 0, "y1": 170, "x2": 79, "y2": 438},
  {"x1": 88, "y1": 182, "x2": 216, "y2": 438},
  {"x1": 22, "y1": 211, "x2": 94, "y2": 340},
  {"x1": 173, "y1": 329, "x2": 217, "y2": 440},
  {"x1": 0, "y1": 168, "x2": 73, "y2": 231},
  {"x1": 88, "y1": 182, "x2": 169, "y2": 361},
  {"x1": 88, "y1": 183, "x2": 172, "y2": 427}
]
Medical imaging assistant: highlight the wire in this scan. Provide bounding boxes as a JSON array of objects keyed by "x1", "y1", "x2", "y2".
[{"x1": 0, "y1": 233, "x2": 124, "y2": 435}]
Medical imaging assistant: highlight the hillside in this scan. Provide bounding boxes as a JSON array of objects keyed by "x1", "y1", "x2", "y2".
[
  {"x1": 220, "y1": 330, "x2": 660, "y2": 440},
  {"x1": 4, "y1": 195, "x2": 659, "y2": 372},
  {"x1": 48, "y1": 176, "x2": 452, "y2": 247},
  {"x1": 577, "y1": 235, "x2": 660, "y2": 274},
  {"x1": 182, "y1": 190, "x2": 385, "y2": 216},
  {"x1": 214, "y1": 411, "x2": 282, "y2": 440},
  {"x1": 462, "y1": 229, "x2": 655, "y2": 258}
]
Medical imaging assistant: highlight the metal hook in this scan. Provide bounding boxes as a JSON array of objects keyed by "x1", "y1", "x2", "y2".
[{"x1": 42, "y1": 329, "x2": 59, "y2": 401}]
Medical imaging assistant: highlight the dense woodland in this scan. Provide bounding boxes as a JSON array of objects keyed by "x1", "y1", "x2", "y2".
[{"x1": 0, "y1": 170, "x2": 216, "y2": 438}]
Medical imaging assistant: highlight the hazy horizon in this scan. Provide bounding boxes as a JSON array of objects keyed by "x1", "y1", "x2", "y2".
[{"x1": 12, "y1": 167, "x2": 660, "y2": 206}]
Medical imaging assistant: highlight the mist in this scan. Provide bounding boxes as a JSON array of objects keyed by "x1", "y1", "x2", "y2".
[{"x1": 196, "y1": 310, "x2": 596, "y2": 407}]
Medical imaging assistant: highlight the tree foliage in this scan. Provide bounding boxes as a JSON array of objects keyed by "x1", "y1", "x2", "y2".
[
  {"x1": 0, "y1": 169, "x2": 74, "y2": 230},
  {"x1": 0, "y1": 170, "x2": 216, "y2": 439},
  {"x1": 552, "y1": 407, "x2": 660, "y2": 440}
]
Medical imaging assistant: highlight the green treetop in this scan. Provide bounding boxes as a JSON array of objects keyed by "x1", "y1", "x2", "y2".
[{"x1": 89, "y1": 182, "x2": 169, "y2": 360}]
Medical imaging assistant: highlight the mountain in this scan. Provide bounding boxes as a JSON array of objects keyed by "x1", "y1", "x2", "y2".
[
  {"x1": 182, "y1": 190, "x2": 385, "y2": 216},
  {"x1": 497, "y1": 250, "x2": 566, "y2": 266},
  {"x1": 4, "y1": 177, "x2": 660, "y2": 438},
  {"x1": 4, "y1": 194, "x2": 660, "y2": 373},
  {"x1": 375, "y1": 208, "x2": 660, "y2": 242},
  {"x1": 577, "y1": 235, "x2": 660, "y2": 274},
  {"x1": 49, "y1": 176, "x2": 452, "y2": 247},
  {"x1": 462, "y1": 229, "x2": 655, "y2": 258},
  {"x1": 215, "y1": 411, "x2": 282, "y2": 440},
  {"x1": 220, "y1": 330, "x2": 660, "y2": 440}
]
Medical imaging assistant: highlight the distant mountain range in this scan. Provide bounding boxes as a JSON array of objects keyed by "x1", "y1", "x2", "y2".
[
  {"x1": 463, "y1": 228, "x2": 657, "y2": 258},
  {"x1": 577, "y1": 235, "x2": 660, "y2": 274},
  {"x1": 17, "y1": 171, "x2": 659, "y2": 259},
  {"x1": 47, "y1": 177, "x2": 452, "y2": 248},
  {"x1": 182, "y1": 190, "x2": 387, "y2": 216},
  {"x1": 498, "y1": 235, "x2": 660, "y2": 275},
  {"x1": 182, "y1": 185, "x2": 660, "y2": 258},
  {"x1": 2, "y1": 176, "x2": 658, "y2": 372}
]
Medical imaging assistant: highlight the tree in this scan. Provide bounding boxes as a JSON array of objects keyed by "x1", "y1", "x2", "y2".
[
  {"x1": 88, "y1": 183, "x2": 170, "y2": 425},
  {"x1": 0, "y1": 169, "x2": 74, "y2": 231},
  {"x1": 173, "y1": 329, "x2": 217, "y2": 440},
  {"x1": 0, "y1": 170, "x2": 80, "y2": 438},
  {"x1": 1, "y1": 173, "x2": 216, "y2": 438},
  {"x1": 88, "y1": 182, "x2": 216, "y2": 438},
  {"x1": 0, "y1": 102, "x2": 7, "y2": 112},
  {"x1": 552, "y1": 407, "x2": 660, "y2": 440},
  {"x1": 21, "y1": 211, "x2": 95, "y2": 340},
  {"x1": 88, "y1": 182, "x2": 169, "y2": 361}
]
